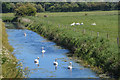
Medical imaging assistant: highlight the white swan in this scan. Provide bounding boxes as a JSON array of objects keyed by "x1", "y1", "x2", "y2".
[
  {"x1": 53, "y1": 58, "x2": 58, "y2": 66},
  {"x1": 34, "y1": 57, "x2": 39, "y2": 64},
  {"x1": 24, "y1": 32, "x2": 26, "y2": 37},
  {"x1": 75, "y1": 23, "x2": 80, "y2": 25},
  {"x1": 81, "y1": 22, "x2": 84, "y2": 25},
  {"x1": 80, "y1": 22, "x2": 84, "y2": 25},
  {"x1": 91, "y1": 22, "x2": 96, "y2": 25},
  {"x1": 71, "y1": 22, "x2": 75, "y2": 26},
  {"x1": 68, "y1": 62, "x2": 72, "y2": 69},
  {"x1": 42, "y1": 47, "x2": 45, "y2": 53}
]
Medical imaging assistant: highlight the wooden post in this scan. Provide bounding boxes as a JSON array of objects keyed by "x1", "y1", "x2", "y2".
[
  {"x1": 97, "y1": 32, "x2": 99, "y2": 37},
  {"x1": 73, "y1": 28, "x2": 75, "y2": 31},
  {"x1": 62, "y1": 24, "x2": 63, "y2": 27},
  {"x1": 91, "y1": 31, "x2": 93, "y2": 36},
  {"x1": 58, "y1": 24, "x2": 60, "y2": 28},
  {"x1": 107, "y1": 33, "x2": 109, "y2": 39},
  {"x1": 83, "y1": 29, "x2": 85, "y2": 34},
  {"x1": 117, "y1": 37, "x2": 119, "y2": 45}
]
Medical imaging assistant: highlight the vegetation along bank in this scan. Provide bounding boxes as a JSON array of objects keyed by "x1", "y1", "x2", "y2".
[{"x1": 1, "y1": 21, "x2": 29, "y2": 78}]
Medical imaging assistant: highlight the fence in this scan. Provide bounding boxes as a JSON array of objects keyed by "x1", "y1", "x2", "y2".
[{"x1": 57, "y1": 24, "x2": 119, "y2": 46}]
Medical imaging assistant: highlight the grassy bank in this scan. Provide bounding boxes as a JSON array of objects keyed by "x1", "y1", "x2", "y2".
[
  {"x1": 2, "y1": 11, "x2": 120, "y2": 78},
  {"x1": 1, "y1": 21, "x2": 28, "y2": 78}
]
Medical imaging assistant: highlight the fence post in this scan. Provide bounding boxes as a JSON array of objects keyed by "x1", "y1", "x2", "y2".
[
  {"x1": 73, "y1": 28, "x2": 75, "y2": 32},
  {"x1": 91, "y1": 31, "x2": 93, "y2": 36},
  {"x1": 117, "y1": 37, "x2": 119, "y2": 45},
  {"x1": 83, "y1": 29, "x2": 85, "y2": 35},
  {"x1": 107, "y1": 33, "x2": 109, "y2": 39},
  {"x1": 62, "y1": 24, "x2": 63, "y2": 27},
  {"x1": 58, "y1": 24, "x2": 60, "y2": 28},
  {"x1": 97, "y1": 32, "x2": 99, "y2": 37}
]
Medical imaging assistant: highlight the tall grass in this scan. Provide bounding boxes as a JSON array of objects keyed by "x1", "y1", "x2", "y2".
[
  {"x1": 1, "y1": 21, "x2": 28, "y2": 78},
  {"x1": 2, "y1": 22, "x2": 14, "y2": 52}
]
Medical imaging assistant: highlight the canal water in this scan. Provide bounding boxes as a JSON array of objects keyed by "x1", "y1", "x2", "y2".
[{"x1": 6, "y1": 23, "x2": 98, "y2": 78}]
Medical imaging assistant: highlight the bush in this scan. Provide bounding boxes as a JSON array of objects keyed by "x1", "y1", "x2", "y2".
[{"x1": 15, "y1": 3, "x2": 37, "y2": 17}]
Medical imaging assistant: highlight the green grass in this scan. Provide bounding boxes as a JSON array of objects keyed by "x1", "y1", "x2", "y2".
[
  {"x1": 1, "y1": 22, "x2": 14, "y2": 52},
  {"x1": 35, "y1": 11, "x2": 118, "y2": 44}
]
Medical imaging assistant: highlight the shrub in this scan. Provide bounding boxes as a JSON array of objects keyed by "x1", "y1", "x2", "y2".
[{"x1": 15, "y1": 3, "x2": 37, "y2": 17}]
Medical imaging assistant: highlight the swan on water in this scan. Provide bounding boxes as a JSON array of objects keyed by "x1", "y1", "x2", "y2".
[
  {"x1": 34, "y1": 57, "x2": 39, "y2": 64},
  {"x1": 42, "y1": 47, "x2": 45, "y2": 53},
  {"x1": 24, "y1": 32, "x2": 26, "y2": 37},
  {"x1": 53, "y1": 58, "x2": 58, "y2": 66},
  {"x1": 68, "y1": 62, "x2": 72, "y2": 69}
]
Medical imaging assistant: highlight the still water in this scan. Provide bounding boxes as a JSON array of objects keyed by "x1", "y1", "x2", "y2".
[{"x1": 6, "y1": 23, "x2": 98, "y2": 78}]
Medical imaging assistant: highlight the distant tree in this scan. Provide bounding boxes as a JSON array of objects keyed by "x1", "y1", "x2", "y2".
[
  {"x1": 118, "y1": 2, "x2": 120, "y2": 10},
  {"x1": 71, "y1": 2, "x2": 79, "y2": 12},
  {"x1": 48, "y1": 6, "x2": 55, "y2": 12},
  {"x1": 61, "y1": 3, "x2": 72, "y2": 12},
  {"x1": 15, "y1": 3, "x2": 37, "y2": 17},
  {"x1": 2, "y1": 2, "x2": 118, "y2": 13},
  {"x1": 100, "y1": 2, "x2": 111, "y2": 11},
  {"x1": 15, "y1": 3, "x2": 25, "y2": 9},
  {"x1": 91, "y1": 3, "x2": 101, "y2": 10},
  {"x1": 9, "y1": 3, "x2": 15, "y2": 12},
  {"x1": 2, "y1": 3, "x2": 14, "y2": 13},
  {"x1": 35, "y1": 4, "x2": 44, "y2": 12},
  {"x1": 53, "y1": 4, "x2": 62, "y2": 12},
  {"x1": 44, "y1": 3, "x2": 52, "y2": 11}
]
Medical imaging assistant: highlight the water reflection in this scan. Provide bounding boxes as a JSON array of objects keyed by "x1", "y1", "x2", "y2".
[
  {"x1": 24, "y1": 32, "x2": 27, "y2": 37},
  {"x1": 69, "y1": 68, "x2": 72, "y2": 76},
  {"x1": 54, "y1": 65, "x2": 57, "y2": 70},
  {"x1": 42, "y1": 53, "x2": 44, "y2": 57},
  {"x1": 37, "y1": 64, "x2": 39, "y2": 67}
]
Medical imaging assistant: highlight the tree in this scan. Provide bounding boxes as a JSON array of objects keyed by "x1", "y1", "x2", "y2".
[
  {"x1": 71, "y1": 2, "x2": 79, "y2": 12},
  {"x1": 2, "y1": 3, "x2": 14, "y2": 13},
  {"x1": 35, "y1": 4, "x2": 44, "y2": 12},
  {"x1": 48, "y1": 6, "x2": 55, "y2": 12},
  {"x1": 15, "y1": 3, "x2": 37, "y2": 17},
  {"x1": 53, "y1": 4, "x2": 62, "y2": 12},
  {"x1": 44, "y1": 3, "x2": 52, "y2": 11},
  {"x1": 61, "y1": 3, "x2": 72, "y2": 12},
  {"x1": 2, "y1": 2, "x2": 118, "y2": 13}
]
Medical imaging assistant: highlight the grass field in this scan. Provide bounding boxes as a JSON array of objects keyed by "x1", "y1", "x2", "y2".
[
  {"x1": 36, "y1": 11, "x2": 118, "y2": 43},
  {"x1": 2, "y1": 10, "x2": 119, "y2": 78}
]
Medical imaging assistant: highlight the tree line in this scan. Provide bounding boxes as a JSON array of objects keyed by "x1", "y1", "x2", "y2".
[{"x1": 2, "y1": 2, "x2": 118, "y2": 13}]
